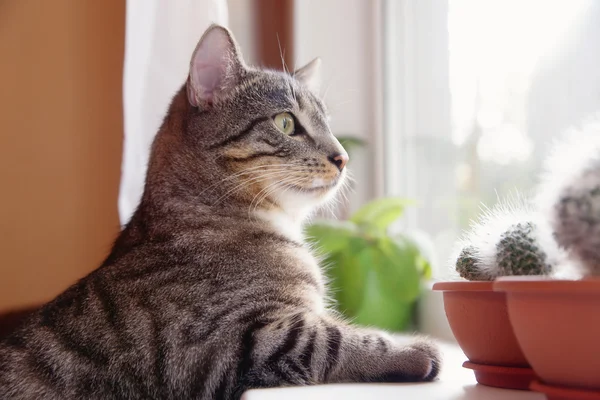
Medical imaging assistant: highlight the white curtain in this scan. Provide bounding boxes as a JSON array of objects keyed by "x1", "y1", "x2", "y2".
[{"x1": 119, "y1": 0, "x2": 228, "y2": 225}]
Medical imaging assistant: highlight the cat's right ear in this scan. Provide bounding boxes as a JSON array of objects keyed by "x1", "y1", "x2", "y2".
[
  {"x1": 187, "y1": 24, "x2": 246, "y2": 107},
  {"x1": 294, "y1": 58, "x2": 322, "y2": 94}
]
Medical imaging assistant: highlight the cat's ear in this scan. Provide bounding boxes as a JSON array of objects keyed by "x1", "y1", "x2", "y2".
[
  {"x1": 294, "y1": 58, "x2": 322, "y2": 94},
  {"x1": 187, "y1": 24, "x2": 246, "y2": 107}
]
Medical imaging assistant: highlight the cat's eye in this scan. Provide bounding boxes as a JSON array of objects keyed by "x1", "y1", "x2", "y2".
[{"x1": 273, "y1": 112, "x2": 295, "y2": 135}]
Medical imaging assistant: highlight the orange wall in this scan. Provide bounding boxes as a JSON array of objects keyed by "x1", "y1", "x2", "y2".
[{"x1": 0, "y1": 1, "x2": 124, "y2": 312}]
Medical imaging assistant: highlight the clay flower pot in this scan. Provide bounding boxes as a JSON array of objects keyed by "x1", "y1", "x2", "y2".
[
  {"x1": 432, "y1": 281, "x2": 535, "y2": 390},
  {"x1": 495, "y1": 277, "x2": 600, "y2": 399}
]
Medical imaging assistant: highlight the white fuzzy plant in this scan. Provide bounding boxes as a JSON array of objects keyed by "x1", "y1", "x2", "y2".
[
  {"x1": 452, "y1": 114, "x2": 600, "y2": 280},
  {"x1": 452, "y1": 196, "x2": 563, "y2": 281},
  {"x1": 535, "y1": 115, "x2": 600, "y2": 277}
]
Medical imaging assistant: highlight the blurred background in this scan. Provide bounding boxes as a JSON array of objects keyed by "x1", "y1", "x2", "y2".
[{"x1": 1, "y1": 0, "x2": 599, "y2": 339}]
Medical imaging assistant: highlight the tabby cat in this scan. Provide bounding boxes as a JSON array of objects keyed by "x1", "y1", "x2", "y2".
[{"x1": 0, "y1": 25, "x2": 441, "y2": 399}]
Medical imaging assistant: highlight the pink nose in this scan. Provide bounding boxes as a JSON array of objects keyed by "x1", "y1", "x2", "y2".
[{"x1": 329, "y1": 153, "x2": 349, "y2": 171}]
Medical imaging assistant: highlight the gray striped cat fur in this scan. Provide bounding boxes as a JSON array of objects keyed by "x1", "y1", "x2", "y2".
[{"x1": 0, "y1": 25, "x2": 440, "y2": 400}]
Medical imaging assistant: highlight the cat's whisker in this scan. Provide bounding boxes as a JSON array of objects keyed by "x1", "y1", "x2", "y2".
[
  {"x1": 338, "y1": 181, "x2": 352, "y2": 208},
  {"x1": 231, "y1": 169, "x2": 303, "y2": 204},
  {"x1": 340, "y1": 187, "x2": 350, "y2": 207},
  {"x1": 250, "y1": 175, "x2": 306, "y2": 215},
  {"x1": 251, "y1": 176, "x2": 305, "y2": 215},
  {"x1": 343, "y1": 170, "x2": 356, "y2": 184},
  {"x1": 198, "y1": 163, "x2": 305, "y2": 198},
  {"x1": 322, "y1": 70, "x2": 337, "y2": 104},
  {"x1": 202, "y1": 173, "x2": 285, "y2": 202},
  {"x1": 251, "y1": 175, "x2": 303, "y2": 211},
  {"x1": 204, "y1": 162, "x2": 302, "y2": 185},
  {"x1": 249, "y1": 179, "x2": 284, "y2": 215},
  {"x1": 322, "y1": 199, "x2": 334, "y2": 218},
  {"x1": 276, "y1": 33, "x2": 289, "y2": 76},
  {"x1": 330, "y1": 192, "x2": 345, "y2": 217},
  {"x1": 211, "y1": 170, "x2": 291, "y2": 206},
  {"x1": 247, "y1": 179, "x2": 289, "y2": 223},
  {"x1": 263, "y1": 178, "x2": 303, "y2": 212}
]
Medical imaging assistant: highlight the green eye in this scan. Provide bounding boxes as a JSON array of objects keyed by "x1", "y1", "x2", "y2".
[{"x1": 273, "y1": 112, "x2": 295, "y2": 135}]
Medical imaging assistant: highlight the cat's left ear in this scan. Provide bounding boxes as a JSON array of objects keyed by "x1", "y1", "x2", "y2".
[
  {"x1": 294, "y1": 58, "x2": 321, "y2": 94},
  {"x1": 187, "y1": 24, "x2": 247, "y2": 107}
]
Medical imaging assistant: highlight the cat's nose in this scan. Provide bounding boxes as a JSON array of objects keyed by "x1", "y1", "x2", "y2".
[{"x1": 328, "y1": 153, "x2": 349, "y2": 171}]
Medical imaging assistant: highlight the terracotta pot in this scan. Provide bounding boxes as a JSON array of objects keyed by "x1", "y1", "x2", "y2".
[
  {"x1": 530, "y1": 380, "x2": 600, "y2": 400},
  {"x1": 433, "y1": 281, "x2": 535, "y2": 390},
  {"x1": 495, "y1": 277, "x2": 600, "y2": 393},
  {"x1": 433, "y1": 281, "x2": 529, "y2": 366}
]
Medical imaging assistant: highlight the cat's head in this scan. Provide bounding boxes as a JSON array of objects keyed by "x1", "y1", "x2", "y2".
[{"x1": 150, "y1": 24, "x2": 348, "y2": 221}]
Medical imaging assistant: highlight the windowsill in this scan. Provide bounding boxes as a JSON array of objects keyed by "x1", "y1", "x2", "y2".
[{"x1": 242, "y1": 342, "x2": 545, "y2": 400}]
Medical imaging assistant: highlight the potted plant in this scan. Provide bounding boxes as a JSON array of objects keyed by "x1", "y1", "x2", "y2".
[
  {"x1": 306, "y1": 197, "x2": 432, "y2": 332},
  {"x1": 495, "y1": 122, "x2": 600, "y2": 399},
  {"x1": 433, "y1": 197, "x2": 557, "y2": 390},
  {"x1": 435, "y1": 117, "x2": 600, "y2": 397}
]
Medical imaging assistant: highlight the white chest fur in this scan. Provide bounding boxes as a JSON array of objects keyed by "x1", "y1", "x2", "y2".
[
  {"x1": 253, "y1": 209, "x2": 304, "y2": 243},
  {"x1": 253, "y1": 209, "x2": 327, "y2": 313}
]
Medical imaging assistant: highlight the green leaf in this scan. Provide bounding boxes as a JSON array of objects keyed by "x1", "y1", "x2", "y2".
[
  {"x1": 350, "y1": 197, "x2": 415, "y2": 232},
  {"x1": 394, "y1": 231, "x2": 436, "y2": 280},
  {"x1": 353, "y1": 267, "x2": 414, "y2": 332},
  {"x1": 417, "y1": 255, "x2": 433, "y2": 280},
  {"x1": 304, "y1": 220, "x2": 359, "y2": 255},
  {"x1": 391, "y1": 230, "x2": 437, "y2": 279},
  {"x1": 325, "y1": 237, "x2": 370, "y2": 316},
  {"x1": 374, "y1": 237, "x2": 422, "y2": 303}
]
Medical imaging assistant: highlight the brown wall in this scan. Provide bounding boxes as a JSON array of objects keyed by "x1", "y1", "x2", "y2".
[
  {"x1": 254, "y1": 0, "x2": 295, "y2": 70},
  {"x1": 0, "y1": 1, "x2": 125, "y2": 313}
]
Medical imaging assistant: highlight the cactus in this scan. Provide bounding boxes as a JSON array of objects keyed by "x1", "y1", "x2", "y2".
[
  {"x1": 451, "y1": 116, "x2": 600, "y2": 280},
  {"x1": 455, "y1": 246, "x2": 490, "y2": 281},
  {"x1": 552, "y1": 165, "x2": 600, "y2": 276},
  {"x1": 452, "y1": 196, "x2": 557, "y2": 280},
  {"x1": 495, "y1": 222, "x2": 552, "y2": 276},
  {"x1": 535, "y1": 115, "x2": 600, "y2": 277}
]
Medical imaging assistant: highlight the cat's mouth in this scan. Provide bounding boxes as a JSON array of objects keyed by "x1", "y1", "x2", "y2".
[{"x1": 281, "y1": 179, "x2": 340, "y2": 194}]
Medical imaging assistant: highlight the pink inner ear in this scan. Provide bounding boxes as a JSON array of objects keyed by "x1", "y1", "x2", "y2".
[
  {"x1": 190, "y1": 28, "x2": 232, "y2": 103},
  {"x1": 192, "y1": 64, "x2": 222, "y2": 100}
]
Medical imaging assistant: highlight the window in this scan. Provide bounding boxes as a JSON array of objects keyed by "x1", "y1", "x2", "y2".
[{"x1": 383, "y1": 0, "x2": 600, "y2": 279}]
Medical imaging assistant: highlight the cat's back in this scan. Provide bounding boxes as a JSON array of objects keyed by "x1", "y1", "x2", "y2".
[
  {"x1": 108, "y1": 210, "x2": 321, "y2": 289},
  {"x1": 0, "y1": 212, "x2": 323, "y2": 399}
]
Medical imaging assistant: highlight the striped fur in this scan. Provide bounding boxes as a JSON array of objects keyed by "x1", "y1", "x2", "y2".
[{"x1": 0, "y1": 25, "x2": 440, "y2": 399}]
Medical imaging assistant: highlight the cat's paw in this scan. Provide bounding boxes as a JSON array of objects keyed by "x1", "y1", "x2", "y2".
[
  {"x1": 382, "y1": 337, "x2": 441, "y2": 382},
  {"x1": 406, "y1": 338, "x2": 442, "y2": 381}
]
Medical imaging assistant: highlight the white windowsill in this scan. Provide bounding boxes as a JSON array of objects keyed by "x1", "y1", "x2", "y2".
[{"x1": 242, "y1": 342, "x2": 545, "y2": 400}]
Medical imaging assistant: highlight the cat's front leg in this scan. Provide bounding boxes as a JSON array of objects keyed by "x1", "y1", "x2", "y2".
[
  {"x1": 318, "y1": 320, "x2": 441, "y2": 384},
  {"x1": 239, "y1": 312, "x2": 441, "y2": 394}
]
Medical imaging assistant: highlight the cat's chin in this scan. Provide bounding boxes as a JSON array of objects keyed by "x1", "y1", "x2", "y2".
[
  {"x1": 281, "y1": 180, "x2": 340, "y2": 194},
  {"x1": 270, "y1": 177, "x2": 344, "y2": 217}
]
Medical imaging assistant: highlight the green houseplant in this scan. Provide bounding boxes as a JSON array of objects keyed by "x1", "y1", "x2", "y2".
[{"x1": 305, "y1": 197, "x2": 432, "y2": 332}]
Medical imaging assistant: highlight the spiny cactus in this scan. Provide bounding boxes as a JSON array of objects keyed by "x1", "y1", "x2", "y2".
[
  {"x1": 553, "y1": 172, "x2": 600, "y2": 276},
  {"x1": 452, "y1": 196, "x2": 558, "y2": 280},
  {"x1": 456, "y1": 246, "x2": 491, "y2": 281},
  {"x1": 495, "y1": 222, "x2": 552, "y2": 276},
  {"x1": 535, "y1": 115, "x2": 600, "y2": 276}
]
